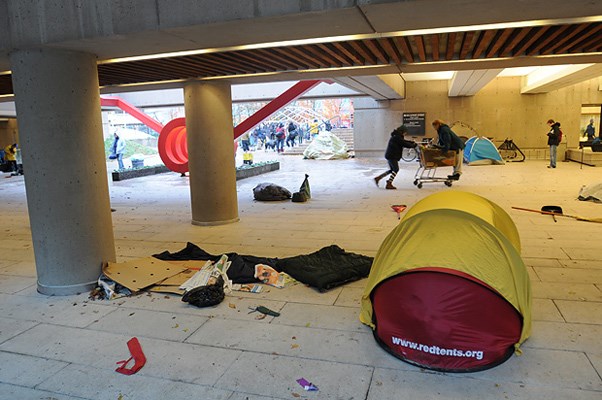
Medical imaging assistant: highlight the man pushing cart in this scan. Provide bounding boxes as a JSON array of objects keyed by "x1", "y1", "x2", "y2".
[{"x1": 413, "y1": 120, "x2": 465, "y2": 188}]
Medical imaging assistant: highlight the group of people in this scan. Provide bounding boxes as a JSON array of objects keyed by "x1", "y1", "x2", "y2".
[
  {"x1": 241, "y1": 119, "x2": 333, "y2": 154},
  {"x1": 246, "y1": 121, "x2": 306, "y2": 153},
  {"x1": 374, "y1": 120, "x2": 465, "y2": 190},
  {"x1": 374, "y1": 115, "x2": 597, "y2": 189}
]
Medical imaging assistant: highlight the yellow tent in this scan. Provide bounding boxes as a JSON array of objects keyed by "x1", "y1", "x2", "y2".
[{"x1": 360, "y1": 191, "x2": 531, "y2": 372}]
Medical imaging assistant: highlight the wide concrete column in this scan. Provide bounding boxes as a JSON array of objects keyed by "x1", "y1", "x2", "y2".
[
  {"x1": 184, "y1": 81, "x2": 239, "y2": 225},
  {"x1": 10, "y1": 48, "x2": 116, "y2": 295}
]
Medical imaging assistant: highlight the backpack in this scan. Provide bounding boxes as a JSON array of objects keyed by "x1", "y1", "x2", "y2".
[{"x1": 558, "y1": 129, "x2": 563, "y2": 143}]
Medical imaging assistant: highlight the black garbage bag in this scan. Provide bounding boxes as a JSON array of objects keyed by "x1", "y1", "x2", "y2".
[
  {"x1": 253, "y1": 182, "x2": 292, "y2": 201},
  {"x1": 292, "y1": 174, "x2": 311, "y2": 203},
  {"x1": 181, "y1": 275, "x2": 225, "y2": 307}
]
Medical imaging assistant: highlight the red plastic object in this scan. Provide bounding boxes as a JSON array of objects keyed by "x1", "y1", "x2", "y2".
[
  {"x1": 391, "y1": 205, "x2": 407, "y2": 219},
  {"x1": 158, "y1": 118, "x2": 188, "y2": 174},
  {"x1": 372, "y1": 268, "x2": 522, "y2": 372},
  {"x1": 115, "y1": 337, "x2": 147, "y2": 375}
]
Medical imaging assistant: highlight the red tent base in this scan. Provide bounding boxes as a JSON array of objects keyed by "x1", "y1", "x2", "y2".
[{"x1": 372, "y1": 268, "x2": 522, "y2": 372}]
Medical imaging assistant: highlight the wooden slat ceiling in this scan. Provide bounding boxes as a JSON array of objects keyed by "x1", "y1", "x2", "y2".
[{"x1": 1, "y1": 21, "x2": 601, "y2": 96}]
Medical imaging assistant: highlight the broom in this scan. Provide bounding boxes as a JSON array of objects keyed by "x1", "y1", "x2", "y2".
[{"x1": 511, "y1": 206, "x2": 602, "y2": 223}]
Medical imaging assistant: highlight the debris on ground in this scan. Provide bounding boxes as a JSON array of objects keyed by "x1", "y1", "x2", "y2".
[
  {"x1": 248, "y1": 305, "x2": 281, "y2": 317},
  {"x1": 391, "y1": 204, "x2": 407, "y2": 219},
  {"x1": 296, "y1": 377, "x2": 318, "y2": 391},
  {"x1": 115, "y1": 337, "x2": 146, "y2": 375},
  {"x1": 103, "y1": 257, "x2": 187, "y2": 292},
  {"x1": 89, "y1": 243, "x2": 373, "y2": 304}
]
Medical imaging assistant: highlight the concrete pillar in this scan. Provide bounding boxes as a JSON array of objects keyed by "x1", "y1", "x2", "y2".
[
  {"x1": 353, "y1": 98, "x2": 404, "y2": 157},
  {"x1": 10, "y1": 48, "x2": 116, "y2": 295},
  {"x1": 184, "y1": 81, "x2": 239, "y2": 225}
]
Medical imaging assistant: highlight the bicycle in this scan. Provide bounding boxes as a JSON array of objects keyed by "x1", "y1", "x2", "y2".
[
  {"x1": 401, "y1": 147, "x2": 418, "y2": 161},
  {"x1": 401, "y1": 138, "x2": 431, "y2": 162}
]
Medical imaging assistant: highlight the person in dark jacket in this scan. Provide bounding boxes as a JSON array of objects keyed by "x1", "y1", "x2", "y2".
[
  {"x1": 373, "y1": 125, "x2": 417, "y2": 190},
  {"x1": 432, "y1": 119, "x2": 465, "y2": 180},
  {"x1": 546, "y1": 119, "x2": 561, "y2": 168},
  {"x1": 584, "y1": 119, "x2": 595, "y2": 141}
]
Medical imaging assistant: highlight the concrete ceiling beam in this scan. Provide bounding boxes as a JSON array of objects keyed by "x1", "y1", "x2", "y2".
[
  {"x1": 521, "y1": 64, "x2": 602, "y2": 94},
  {"x1": 332, "y1": 74, "x2": 405, "y2": 100},
  {"x1": 448, "y1": 69, "x2": 502, "y2": 97}
]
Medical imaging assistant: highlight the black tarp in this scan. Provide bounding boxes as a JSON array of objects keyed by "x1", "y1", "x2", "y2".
[
  {"x1": 153, "y1": 242, "x2": 373, "y2": 291},
  {"x1": 276, "y1": 245, "x2": 373, "y2": 292}
]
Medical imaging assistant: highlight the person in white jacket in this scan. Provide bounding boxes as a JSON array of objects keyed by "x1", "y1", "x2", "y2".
[{"x1": 114, "y1": 132, "x2": 126, "y2": 169}]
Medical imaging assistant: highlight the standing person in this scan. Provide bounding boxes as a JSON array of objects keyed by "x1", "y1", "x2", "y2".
[
  {"x1": 373, "y1": 125, "x2": 417, "y2": 190},
  {"x1": 432, "y1": 119, "x2": 465, "y2": 180},
  {"x1": 309, "y1": 119, "x2": 320, "y2": 140},
  {"x1": 546, "y1": 119, "x2": 561, "y2": 169},
  {"x1": 585, "y1": 119, "x2": 596, "y2": 141},
  {"x1": 275, "y1": 123, "x2": 286, "y2": 153},
  {"x1": 240, "y1": 131, "x2": 251, "y2": 152},
  {"x1": 286, "y1": 122, "x2": 297, "y2": 147},
  {"x1": 113, "y1": 132, "x2": 126, "y2": 170},
  {"x1": 3, "y1": 143, "x2": 17, "y2": 173}
]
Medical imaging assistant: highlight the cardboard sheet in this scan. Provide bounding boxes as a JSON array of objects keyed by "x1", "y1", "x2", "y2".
[
  {"x1": 147, "y1": 285, "x2": 186, "y2": 295},
  {"x1": 103, "y1": 257, "x2": 187, "y2": 292}
]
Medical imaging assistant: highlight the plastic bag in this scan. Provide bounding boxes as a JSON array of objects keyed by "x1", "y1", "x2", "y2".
[{"x1": 181, "y1": 275, "x2": 225, "y2": 307}]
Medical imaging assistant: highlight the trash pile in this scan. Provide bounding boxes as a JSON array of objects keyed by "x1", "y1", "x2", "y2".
[
  {"x1": 91, "y1": 242, "x2": 373, "y2": 307},
  {"x1": 253, "y1": 174, "x2": 311, "y2": 203}
]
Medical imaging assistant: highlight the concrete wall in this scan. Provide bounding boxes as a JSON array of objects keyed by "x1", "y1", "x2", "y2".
[{"x1": 354, "y1": 77, "x2": 602, "y2": 157}]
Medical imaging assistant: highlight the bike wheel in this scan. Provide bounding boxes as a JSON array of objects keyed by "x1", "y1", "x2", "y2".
[{"x1": 401, "y1": 147, "x2": 417, "y2": 162}]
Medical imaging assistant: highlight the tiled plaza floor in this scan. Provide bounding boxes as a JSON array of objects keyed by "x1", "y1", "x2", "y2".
[{"x1": 0, "y1": 152, "x2": 600, "y2": 399}]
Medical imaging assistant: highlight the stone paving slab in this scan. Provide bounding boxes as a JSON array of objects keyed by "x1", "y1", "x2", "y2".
[
  {"x1": 0, "y1": 317, "x2": 37, "y2": 345},
  {"x1": 0, "y1": 351, "x2": 68, "y2": 387},
  {"x1": 185, "y1": 317, "x2": 407, "y2": 370},
  {"x1": 0, "y1": 274, "x2": 35, "y2": 294},
  {"x1": 227, "y1": 393, "x2": 280, "y2": 400},
  {"x1": 0, "y1": 260, "x2": 37, "y2": 277},
  {"x1": 555, "y1": 300, "x2": 602, "y2": 324},
  {"x1": 532, "y1": 267, "x2": 602, "y2": 284},
  {"x1": 0, "y1": 383, "x2": 85, "y2": 400},
  {"x1": 214, "y1": 352, "x2": 373, "y2": 399},
  {"x1": 471, "y1": 348, "x2": 601, "y2": 391},
  {"x1": 531, "y1": 281, "x2": 602, "y2": 301},
  {"x1": 38, "y1": 364, "x2": 233, "y2": 400},
  {"x1": 115, "y1": 292, "x2": 287, "y2": 322},
  {"x1": 368, "y1": 368, "x2": 602, "y2": 400},
  {"x1": 560, "y1": 259, "x2": 602, "y2": 269},
  {"x1": 588, "y1": 353, "x2": 602, "y2": 377},
  {"x1": 229, "y1": 282, "x2": 342, "y2": 306},
  {"x1": 523, "y1": 257, "x2": 563, "y2": 268},
  {"x1": 270, "y1": 303, "x2": 366, "y2": 332},
  {"x1": 0, "y1": 324, "x2": 242, "y2": 386},
  {"x1": 86, "y1": 307, "x2": 210, "y2": 341},
  {"x1": 531, "y1": 298, "x2": 564, "y2": 322},
  {"x1": 0, "y1": 293, "x2": 116, "y2": 327},
  {"x1": 524, "y1": 321, "x2": 602, "y2": 353},
  {"x1": 334, "y1": 286, "x2": 364, "y2": 307}
]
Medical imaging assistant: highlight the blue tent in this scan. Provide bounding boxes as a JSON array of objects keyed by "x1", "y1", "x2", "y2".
[{"x1": 463, "y1": 136, "x2": 505, "y2": 165}]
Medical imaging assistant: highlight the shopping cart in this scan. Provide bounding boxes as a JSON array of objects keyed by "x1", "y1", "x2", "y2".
[{"x1": 413, "y1": 146, "x2": 456, "y2": 188}]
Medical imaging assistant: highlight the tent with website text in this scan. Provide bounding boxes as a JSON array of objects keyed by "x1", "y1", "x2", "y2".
[{"x1": 360, "y1": 191, "x2": 531, "y2": 372}]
